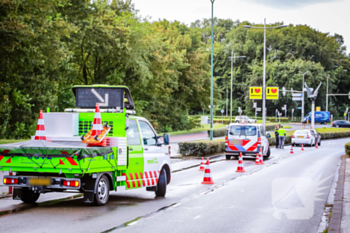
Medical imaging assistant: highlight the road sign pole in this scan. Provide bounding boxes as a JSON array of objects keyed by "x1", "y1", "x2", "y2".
[
  {"x1": 311, "y1": 100, "x2": 315, "y2": 129},
  {"x1": 262, "y1": 18, "x2": 266, "y2": 130}
]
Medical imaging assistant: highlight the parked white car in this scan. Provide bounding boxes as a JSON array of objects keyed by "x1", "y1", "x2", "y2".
[
  {"x1": 225, "y1": 123, "x2": 270, "y2": 160},
  {"x1": 234, "y1": 115, "x2": 257, "y2": 123},
  {"x1": 291, "y1": 129, "x2": 318, "y2": 146}
]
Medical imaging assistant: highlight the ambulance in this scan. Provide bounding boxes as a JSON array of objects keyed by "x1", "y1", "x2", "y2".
[
  {"x1": 0, "y1": 85, "x2": 172, "y2": 205},
  {"x1": 225, "y1": 123, "x2": 271, "y2": 160}
]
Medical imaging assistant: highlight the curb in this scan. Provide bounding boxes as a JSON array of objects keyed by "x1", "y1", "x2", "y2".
[{"x1": 328, "y1": 155, "x2": 346, "y2": 232}]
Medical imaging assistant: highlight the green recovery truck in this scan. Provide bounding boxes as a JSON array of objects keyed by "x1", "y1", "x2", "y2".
[{"x1": 0, "y1": 85, "x2": 172, "y2": 205}]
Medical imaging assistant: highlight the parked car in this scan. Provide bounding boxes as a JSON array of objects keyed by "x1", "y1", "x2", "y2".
[
  {"x1": 225, "y1": 123, "x2": 270, "y2": 160},
  {"x1": 301, "y1": 111, "x2": 331, "y2": 124},
  {"x1": 291, "y1": 129, "x2": 319, "y2": 147},
  {"x1": 234, "y1": 115, "x2": 256, "y2": 123},
  {"x1": 331, "y1": 120, "x2": 350, "y2": 128}
]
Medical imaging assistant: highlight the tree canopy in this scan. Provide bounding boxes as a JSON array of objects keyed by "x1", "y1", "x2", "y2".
[{"x1": 1, "y1": 0, "x2": 349, "y2": 138}]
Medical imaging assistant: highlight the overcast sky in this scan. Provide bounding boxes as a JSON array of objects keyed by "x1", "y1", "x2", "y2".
[{"x1": 132, "y1": 0, "x2": 350, "y2": 53}]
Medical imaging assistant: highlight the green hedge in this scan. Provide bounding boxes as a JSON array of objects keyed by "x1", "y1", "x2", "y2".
[
  {"x1": 345, "y1": 142, "x2": 350, "y2": 156},
  {"x1": 178, "y1": 141, "x2": 225, "y2": 156},
  {"x1": 180, "y1": 129, "x2": 350, "y2": 157}
]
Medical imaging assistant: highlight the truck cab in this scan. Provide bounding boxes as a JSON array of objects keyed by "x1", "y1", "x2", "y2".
[{"x1": 0, "y1": 85, "x2": 171, "y2": 205}]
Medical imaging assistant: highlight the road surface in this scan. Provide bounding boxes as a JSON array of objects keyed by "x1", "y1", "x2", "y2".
[{"x1": 0, "y1": 137, "x2": 347, "y2": 233}]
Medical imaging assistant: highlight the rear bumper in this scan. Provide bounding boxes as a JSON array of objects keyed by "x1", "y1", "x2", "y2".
[
  {"x1": 291, "y1": 139, "x2": 312, "y2": 145},
  {"x1": 225, "y1": 152, "x2": 257, "y2": 157},
  {"x1": 3, "y1": 175, "x2": 81, "y2": 190}
]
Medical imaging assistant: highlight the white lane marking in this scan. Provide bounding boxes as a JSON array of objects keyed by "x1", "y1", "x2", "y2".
[{"x1": 194, "y1": 215, "x2": 201, "y2": 219}]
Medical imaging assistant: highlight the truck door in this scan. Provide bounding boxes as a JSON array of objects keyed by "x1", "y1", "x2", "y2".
[
  {"x1": 138, "y1": 120, "x2": 161, "y2": 186},
  {"x1": 126, "y1": 119, "x2": 144, "y2": 189}
]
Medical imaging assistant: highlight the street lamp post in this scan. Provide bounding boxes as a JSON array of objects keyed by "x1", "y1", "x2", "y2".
[
  {"x1": 228, "y1": 52, "x2": 246, "y2": 123},
  {"x1": 326, "y1": 75, "x2": 329, "y2": 112},
  {"x1": 209, "y1": 0, "x2": 215, "y2": 141},
  {"x1": 299, "y1": 71, "x2": 309, "y2": 120},
  {"x1": 243, "y1": 20, "x2": 287, "y2": 130}
]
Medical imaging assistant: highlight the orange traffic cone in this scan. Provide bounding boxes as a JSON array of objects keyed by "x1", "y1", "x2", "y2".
[
  {"x1": 301, "y1": 144, "x2": 304, "y2": 151},
  {"x1": 290, "y1": 145, "x2": 294, "y2": 154},
  {"x1": 34, "y1": 110, "x2": 46, "y2": 140},
  {"x1": 81, "y1": 103, "x2": 111, "y2": 147},
  {"x1": 255, "y1": 153, "x2": 260, "y2": 165},
  {"x1": 258, "y1": 147, "x2": 265, "y2": 165},
  {"x1": 236, "y1": 152, "x2": 246, "y2": 172},
  {"x1": 199, "y1": 157, "x2": 205, "y2": 171},
  {"x1": 315, "y1": 142, "x2": 318, "y2": 149},
  {"x1": 201, "y1": 159, "x2": 214, "y2": 184}
]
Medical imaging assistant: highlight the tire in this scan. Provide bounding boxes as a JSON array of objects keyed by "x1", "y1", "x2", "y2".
[
  {"x1": 225, "y1": 155, "x2": 231, "y2": 160},
  {"x1": 155, "y1": 169, "x2": 167, "y2": 197},
  {"x1": 94, "y1": 175, "x2": 110, "y2": 206},
  {"x1": 336, "y1": 125, "x2": 339, "y2": 128},
  {"x1": 264, "y1": 147, "x2": 271, "y2": 159},
  {"x1": 21, "y1": 188, "x2": 40, "y2": 203},
  {"x1": 323, "y1": 121, "x2": 327, "y2": 124},
  {"x1": 234, "y1": 156, "x2": 239, "y2": 160}
]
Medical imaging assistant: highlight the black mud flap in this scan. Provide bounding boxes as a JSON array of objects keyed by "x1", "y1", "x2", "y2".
[
  {"x1": 13, "y1": 188, "x2": 23, "y2": 200},
  {"x1": 146, "y1": 186, "x2": 157, "y2": 192},
  {"x1": 84, "y1": 191, "x2": 95, "y2": 204}
]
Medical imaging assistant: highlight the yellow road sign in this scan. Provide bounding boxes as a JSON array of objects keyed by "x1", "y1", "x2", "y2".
[
  {"x1": 250, "y1": 87, "x2": 262, "y2": 99},
  {"x1": 316, "y1": 106, "x2": 321, "y2": 111},
  {"x1": 266, "y1": 87, "x2": 279, "y2": 100}
]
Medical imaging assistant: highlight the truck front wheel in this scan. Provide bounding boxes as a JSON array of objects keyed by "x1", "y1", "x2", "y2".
[
  {"x1": 94, "y1": 175, "x2": 110, "y2": 206},
  {"x1": 155, "y1": 169, "x2": 167, "y2": 197},
  {"x1": 21, "y1": 188, "x2": 40, "y2": 203}
]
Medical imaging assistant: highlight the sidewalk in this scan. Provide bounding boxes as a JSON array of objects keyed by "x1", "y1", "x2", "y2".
[{"x1": 341, "y1": 157, "x2": 350, "y2": 233}]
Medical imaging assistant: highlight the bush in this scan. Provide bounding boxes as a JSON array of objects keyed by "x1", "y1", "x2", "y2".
[
  {"x1": 178, "y1": 141, "x2": 225, "y2": 156},
  {"x1": 345, "y1": 142, "x2": 350, "y2": 156},
  {"x1": 207, "y1": 127, "x2": 227, "y2": 137}
]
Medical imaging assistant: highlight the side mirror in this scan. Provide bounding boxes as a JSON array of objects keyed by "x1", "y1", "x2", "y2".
[
  {"x1": 267, "y1": 133, "x2": 271, "y2": 138},
  {"x1": 163, "y1": 133, "x2": 170, "y2": 145}
]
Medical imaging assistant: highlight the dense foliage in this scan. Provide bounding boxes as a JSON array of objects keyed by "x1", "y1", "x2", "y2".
[{"x1": 1, "y1": 0, "x2": 350, "y2": 138}]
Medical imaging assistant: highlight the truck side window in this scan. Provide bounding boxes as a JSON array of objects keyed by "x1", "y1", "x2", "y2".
[
  {"x1": 139, "y1": 121, "x2": 157, "y2": 146},
  {"x1": 126, "y1": 120, "x2": 141, "y2": 145}
]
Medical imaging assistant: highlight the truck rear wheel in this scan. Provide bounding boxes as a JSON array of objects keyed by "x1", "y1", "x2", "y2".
[
  {"x1": 155, "y1": 169, "x2": 167, "y2": 197},
  {"x1": 225, "y1": 155, "x2": 231, "y2": 160},
  {"x1": 21, "y1": 188, "x2": 40, "y2": 203},
  {"x1": 94, "y1": 175, "x2": 110, "y2": 206}
]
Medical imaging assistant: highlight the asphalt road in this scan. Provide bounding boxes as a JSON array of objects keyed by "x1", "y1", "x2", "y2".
[{"x1": 0, "y1": 137, "x2": 346, "y2": 233}]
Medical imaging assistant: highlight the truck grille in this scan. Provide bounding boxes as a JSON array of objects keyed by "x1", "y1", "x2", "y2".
[{"x1": 79, "y1": 121, "x2": 114, "y2": 136}]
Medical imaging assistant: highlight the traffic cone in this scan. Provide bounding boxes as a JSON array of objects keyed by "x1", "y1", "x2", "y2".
[
  {"x1": 315, "y1": 142, "x2": 318, "y2": 149},
  {"x1": 258, "y1": 147, "x2": 264, "y2": 165},
  {"x1": 255, "y1": 153, "x2": 260, "y2": 165},
  {"x1": 290, "y1": 145, "x2": 294, "y2": 154},
  {"x1": 199, "y1": 157, "x2": 205, "y2": 171},
  {"x1": 91, "y1": 103, "x2": 103, "y2": 138},
  {"x1": 236, "y1": 152, "x2": 246, "y2": 172},
  {"x1": 201, "y1": 159, "x2": 214, "y2": 184},
  {"x1": 34, "y1": 110, "x2": 46, "y2": 140},
  {"x1": 301, "y1": 144, "x2": 304, "y2": 151}
]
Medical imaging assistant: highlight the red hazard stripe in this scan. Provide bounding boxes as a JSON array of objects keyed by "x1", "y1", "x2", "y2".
[
  {"x1": 247, "y1": 142, "x2": 259, "y2": 151},
  {"x1": 139, "y1": 172, "x2": 145, "y2": 187},
  {"x1": 36, "y1": 125, "x2": 45, "y2": 130},
  {"x1": 0, "y1": 156, "x2": 4, "y2": 162},
  {"x1": 1, "y1": 150, "x2": 10, "y2": 154},
  {"x1": 66, "y1": 157, "x2": 78, "y2": 166},
  {"x1": 241, "y1": 139, "x2": 251, "y2": 146},
  {"x1": 228, "y1": 144, "x2": 239, "y2": 151},
  {"x1": 134, "y1": 173, "x2": 141, "y2": 187},
  {"x1": 153, "y1": 171, "x2": 157, "y2": 178},
  {"x1": 145, "y1": 172, "x2": 150, "y2": 186},
  {"x1": 129, "y1": 173, "x2": 136, "y2": 188},
  {"x1": 122, "y1": 173, "x2": 130, "y2": 189},
  {"x1": 6, "y1": 158, "x2": 11, "y2": 163}
]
